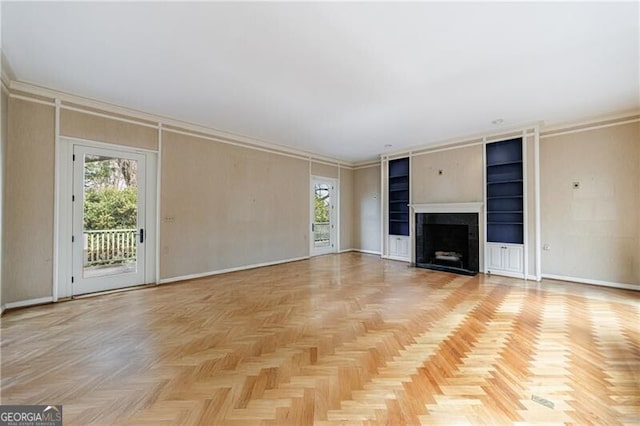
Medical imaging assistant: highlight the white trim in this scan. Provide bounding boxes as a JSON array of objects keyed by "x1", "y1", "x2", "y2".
[
  {"x1": 534, "y1": 128, "x2": 542, "y2": 281},
  {"x1": 485, "y1": 270, "x2": 526, "y2": 280},
  {"x1": 61, "y1": 104, "x2": 159, "y2": 129},
  {"x1": 155, "y1": 124, "x2": 163, "y2": 284},
  {"x1": 353, "y1": 249, "x2": 382, "y2": 255},
  {"x1": 339, "y1": 248, "x2": 382, "y2": 256},
  {"x1": 4, "y1": 297, "x2": 53, "y2": 310},
  {"x1": 542, "y1": 274, "x2": 639, "y2": 292},
  {"x1": 60, "y1": 135, "x2": 158, "y2": 154},
  {"x1": 1, "y1": 50, "x2": 16, "y2": 83},
  {"x1": 527, "y1": 275, "x2": 538, "y2": 281},
  {"x1": 52, "y1": 99, "x2": 61, "y2": 301},
  {"x1": 8, "y1": 93, "x2": 56, "y2": 107},
  {"x1": 9, "y1": 81, "x2": 352, "y2": 167},
  {"x1": 1, "y1": 78, "x2": 9, "y2": 94},
  {"x1": 380, "y1": 157, "x2": 386, "y2": 256},
  {"x1": 522, "y1": 132, "x2": 529, "y2": 280},
  {"x1": 409, "y1": 202, "x2": 483, "y2": 214},
  {"x1": 541, "y1": 111, "x2": 640, "y2": 136},
  {"x1": 165, "y1": 126, "x2": 316, "y2": 164},
  {"x1": 382, "y1": 255, "x2": 411, "y2": 263},
  {"x1": 311, "y1": 157, "x2": 343, "y2": 168},
  {"x1": 337, "y1": 165, "x2": 341, "y2": 251},
  {"x1": 386, "y1": 125, "x2": 539, "y2": 160},
  {"x1": 56, "y1": 138, "x2": 74, "y2": 298},
  {"x1": 158, "y1": 256, "x2": 310, "y2": 284},
  {"x1": 144, "y1": 151, "x2": 158, "y2": 285},
  {"x1": 352, "y1": 161, "x2": 380, "y2": 170},
  {"x1": 540, "y1": 118, "x2": 640, "y2": 138},
  {"x1": 0, "y1": 305, "x2": 4, "y2": 315},
  {"x1": 409, "y1": 155, "x2": 415, "y2": 265},
  {"x1": 482, "y1": 136, "x2": 488, "y2": 275},
  {"x1": 411, "y1": 140, "x2": 484, "y2": 158}
]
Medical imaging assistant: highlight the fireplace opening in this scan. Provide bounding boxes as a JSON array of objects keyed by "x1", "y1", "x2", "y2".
[{"x1": 415, "y1": 213, "x2": 479, "y2": 275}]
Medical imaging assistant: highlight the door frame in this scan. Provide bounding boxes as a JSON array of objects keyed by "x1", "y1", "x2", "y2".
[
  {"x1": 55, "y1": 137, "x2": 158, "y2": 299},
  {"x1": 310, "y1": 175, "x2": 338, "y2": 256}
]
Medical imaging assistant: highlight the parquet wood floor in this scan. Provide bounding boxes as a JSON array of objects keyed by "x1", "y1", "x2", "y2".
[{"x1": 1, "y1": 253, "x2": 639, "y2": 425}]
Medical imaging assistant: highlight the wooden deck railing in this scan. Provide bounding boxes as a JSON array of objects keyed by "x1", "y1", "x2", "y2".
[{"x1": 84, "y1": 229, "x2": 137, "y2": 266}]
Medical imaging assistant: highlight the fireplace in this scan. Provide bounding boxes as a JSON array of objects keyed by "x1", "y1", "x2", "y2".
[{"x1": 415, "y1": 212, "x2": 479, "y2": 275}]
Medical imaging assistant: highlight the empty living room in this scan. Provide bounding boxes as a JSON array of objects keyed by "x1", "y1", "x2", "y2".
[{"x1": 0, "y1": 1, "x2": 638, "y2": 425}]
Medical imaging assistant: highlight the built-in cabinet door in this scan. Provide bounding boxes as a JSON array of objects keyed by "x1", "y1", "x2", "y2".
[
  {"x1": 504, "y1": 245, "x2": 524, "y2": 273},
  {"x1": 388, "y1": 235, "x2": 410, "y2": 260},
  {"x1": 485, "y1": 243, "x2": 523, "y2": 276},
  {"x1": 486, "y1": 243, "x2": 504, "y2": 271}
]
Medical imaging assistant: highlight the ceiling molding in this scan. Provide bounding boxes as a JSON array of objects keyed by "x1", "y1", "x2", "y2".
[
  {"x1": 0, "y1": 50, "x2": 16, "y2": 89},
  {"x1": 540, "y1": 109, "x2": 640, "y2": 138},
  {"x1": 9, "y1": 80, "x2": 357, "y2": 167}
]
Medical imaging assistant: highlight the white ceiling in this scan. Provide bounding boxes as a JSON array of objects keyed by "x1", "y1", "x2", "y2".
[{"x1": 2, "y1": 2, "x2": 638, "y2": 162}]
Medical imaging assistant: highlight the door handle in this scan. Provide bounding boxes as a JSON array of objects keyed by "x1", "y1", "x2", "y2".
[
  {"x1": 139, "y1": 228, "x2": 144, "y2": 243},
  {"x1": 312, "y1": 223, "x2": 315, "y2": 232}
]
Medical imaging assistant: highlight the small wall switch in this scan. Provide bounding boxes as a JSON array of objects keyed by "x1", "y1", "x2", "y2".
[
  {"x1": 572, "y1": 181, "x2": 580, "y2": 189},
  {"x1": 543, "y1": 244, "x2": 551, "y2": 251}
]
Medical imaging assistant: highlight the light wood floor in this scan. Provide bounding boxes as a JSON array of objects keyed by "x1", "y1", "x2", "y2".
[{"x1": 1, "y1": 253, "x2": 639, "y2": 425}]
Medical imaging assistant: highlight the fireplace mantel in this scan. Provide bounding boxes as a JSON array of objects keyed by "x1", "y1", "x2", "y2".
[{"x1": 409, "y1": 202, "x2": 483, "y2": 214}]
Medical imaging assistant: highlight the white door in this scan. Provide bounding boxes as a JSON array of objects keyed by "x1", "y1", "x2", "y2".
[
  {"x1": 72, "y1": 145, "x2": 147, "y2": 295},
  {"x1": 311, "y1": 177, "x2": 337, "y2": 256}
]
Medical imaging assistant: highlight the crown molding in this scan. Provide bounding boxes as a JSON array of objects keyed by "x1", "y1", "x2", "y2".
[
  {"x1": 380, "y1": 122, "x2": 542, "y2": 160},
  {"x1": 1, "y1": 50, "x2": 16, "y2": 89},
  {"x1": 8, "y1": 80, "x2": 358, "y2": 168},
  {"x1": 540, "y1": 109, "x2": 640, "y2": 138}
]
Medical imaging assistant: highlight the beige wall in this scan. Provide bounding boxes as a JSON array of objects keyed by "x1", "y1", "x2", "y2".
[
  {"x1": 60, "y1": 109, "x2": 158, "y2": 151},
  {"x1": 311, "y1": 161, "x2": 339, "y2": 179},
  {"x1": 160, "y1": 131, "x2": 309, "y2": 280},
  {"x1": 354, "y1": 165, "x2": 381, "y2": 253},
  {"x1": 4, "y1": 98, "x2": 55, "y2": 303},
  {"x1": 339, "y1": 167, "x2": 354, "y2": 250},
  {"x1": 0, "y1": 89, "x2": 7, "y2": 306},
  {"x1": 541, "y1": 122, "x2": 640, "y2": 286},
  {"x1": 411, "y1": 145, "x2": 484, "y2": 204}
]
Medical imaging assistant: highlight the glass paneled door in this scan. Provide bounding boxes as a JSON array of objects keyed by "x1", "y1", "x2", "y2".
[
  {"x1": 311, "y1": 177, "x2": 336, "y2": 256},
  {"x1": 72, "y1": 145, "x2": 146, "y2": 295}
]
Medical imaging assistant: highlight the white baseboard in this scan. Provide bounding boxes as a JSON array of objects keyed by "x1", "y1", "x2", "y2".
[
  {"x1": 484, "y1": 271, "x2": 526, "y2": 280},
  {"x1": 339, "y1": 248, "x2": 382, "y2": 255},
  {"x1": 527, "y1": 274, "x2": 541, "y2": 282},
  {"x1": 382, "y1": 255, "x2": 411, "y2": 263},
  {"x1": 4, "y1": 296, "x2": 54, "y2": 310},
  {"x1": 158, "y1": 256, "x2": 310, "y2": 284},
  {"x1": 542, "y1": 274, "x2": 639, "y2": 291},
  {"x1": 352, "y1": 249, "x2": 382, "y2": 255}
]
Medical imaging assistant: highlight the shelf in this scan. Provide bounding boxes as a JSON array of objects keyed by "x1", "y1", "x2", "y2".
[
  {"x1": 487, "y1": 179, "x2": 523, "y2": 185},
  {"x1": 487, "y1": 195, "x2": 523, "y2": 200},
  {"x1": 487, "y1": 160, "x2": 523, "y2": 167},
  {"x1": 388, "y1": 157, "x2": 410, "y2": 237},
  {"x1": 485, "y1": 138, "x2": 524, "y2": 246}
]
